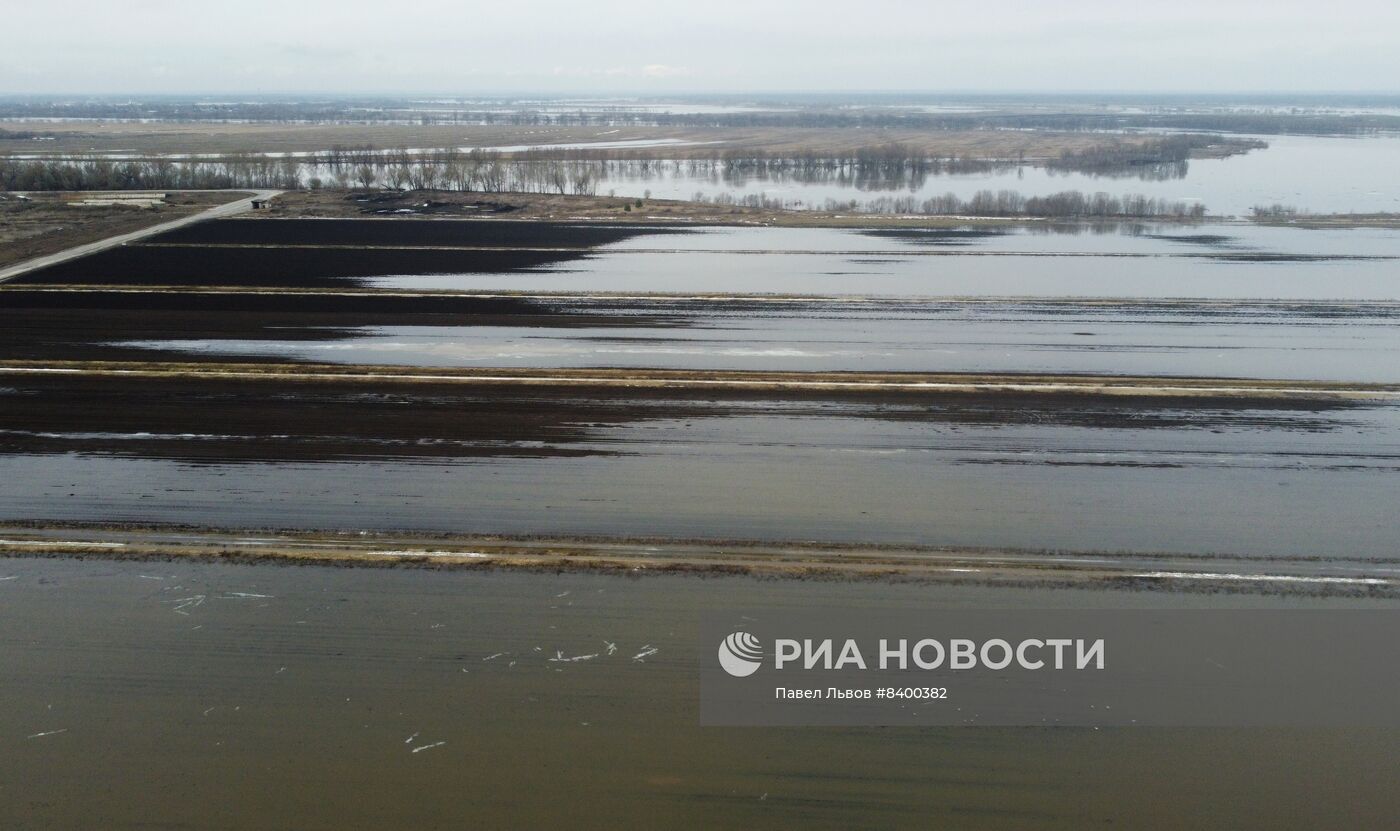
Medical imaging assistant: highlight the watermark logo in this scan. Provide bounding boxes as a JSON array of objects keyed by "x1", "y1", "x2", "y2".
[
  {"x1": 718, "y1": 631, "x2": 764, "y2": 677},
  {"x1": 703, "y1": 610, "x2": 1400, "y2": 727}
]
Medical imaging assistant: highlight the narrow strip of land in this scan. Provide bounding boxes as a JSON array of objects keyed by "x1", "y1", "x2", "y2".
[
  {"x1": 1, "y1": 524, "x2": 1393, "y2": 595},
  {"x1": 2, "y1": 361, "x2": 1396, "y2": 399},
  {"x1": 7, "y1": 285, "x2": 1398, "y2": 311},
  {"x1": 0, "y1": 190, "x2": 281, "y2": 284}
]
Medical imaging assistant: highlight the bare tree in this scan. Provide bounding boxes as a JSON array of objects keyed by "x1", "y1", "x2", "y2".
[{"x1": 355, "y1": 164, "x2": 378, "y2": 190}]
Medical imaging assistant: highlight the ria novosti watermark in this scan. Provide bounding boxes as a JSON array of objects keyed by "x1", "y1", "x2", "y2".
[
  {"x1": 756, "y1": 634, "x2": 1105, "y2": 673},
  {"x1": 700, "y1": 610, "x2": 1400, "y2": 726}
]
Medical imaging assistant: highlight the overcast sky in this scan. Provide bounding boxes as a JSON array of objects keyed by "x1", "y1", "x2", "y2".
[{"x1": 5, "y1": 0, "x2": 1398, "y2": 95}]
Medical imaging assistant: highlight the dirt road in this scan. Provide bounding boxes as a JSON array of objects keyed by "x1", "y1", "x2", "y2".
[{"x1": 0, "y1": 189, "x2": 280, "y2": 283}]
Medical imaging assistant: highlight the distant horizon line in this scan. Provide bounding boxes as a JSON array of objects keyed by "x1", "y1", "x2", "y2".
[{"x1": 3, "y1": 90, "x2": 1400, "y2": 99}]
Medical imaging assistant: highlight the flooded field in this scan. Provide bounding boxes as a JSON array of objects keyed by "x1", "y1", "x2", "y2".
[
  {"x1": 5, "y1": 211, "x2": 1400, "y2": 829},
  {"x1": 9, "y1": 219, "x2": 1400, "y2": 381},
  {"x1": 1, "y1": 370, "x2": 1397, "y2": 557},
  {"x1": 17, "y1": 220, "x2": 1399, "y2": 300},
  {"x1": 8, "y1": 4, "x2": 1400, "y2": 820},
  {"x1": 3, "y1": 557, "x2": 1398, "y2": 830},
  {"x1": 362, "y1": 254, "x2": 1398, "y2": 300},
  {"x1": 115, "y1": 300, "x2": 1400, "y2": 382},
  {"x1": 3, "y1": 217, "x2": 1399, "y2": 563}
]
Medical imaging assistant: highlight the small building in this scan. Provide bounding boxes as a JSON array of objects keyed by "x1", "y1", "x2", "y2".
[
  {"x1": 250, "y1": 198, "x2": 269, "y2": 210},
  {"x1": 64, "y1": 191, "x2": 167, "y2": 208}
]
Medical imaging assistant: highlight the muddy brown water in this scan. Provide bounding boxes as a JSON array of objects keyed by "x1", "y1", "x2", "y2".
[{"x1": 2, "y1": 557, "x2": 1397, "y2": 830}]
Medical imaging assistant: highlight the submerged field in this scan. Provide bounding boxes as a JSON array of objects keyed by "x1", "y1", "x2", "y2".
[
  {"x1": 1, "y1": 366, "x2": 1398, "y2": 562},
  {"x1": 3, "y1": 215, "x2": 1399, "y2": 574},
  {"x1": 4, "y1": 204, "x2": 1400, "y2": 829}
]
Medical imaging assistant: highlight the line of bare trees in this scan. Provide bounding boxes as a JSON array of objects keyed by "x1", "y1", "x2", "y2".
[
  {"x1": 0, "y1": 157, "x2": 1210, "y2": 218},
  {"x1": 0, "y1": 149, "x2": 604, "y2": 195},
  {"x1": 320, "y1": 148, "x2": 600, "y2": 194},
  {"x1": 0, "y1": 154, "x2": 303, "y2": 191},
  {"x1": 693, "y1": 189, "x2": 1208, "y2": 219},
  {"x1": 3, "y1": 130, "x2": 1267, "y2": 196}
]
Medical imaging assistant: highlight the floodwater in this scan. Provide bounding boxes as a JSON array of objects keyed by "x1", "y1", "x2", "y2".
[
  {"x1": 359, "y1": 226, "x2": 1400, "y2": 301},
  {"x1": 598, "y1": 135, "x2": 1400, "y2": 216},
  {"x1": 4, "y1": 392, "x2": 1398, "y2": 558},
  {"x1": 140, "y1": 217, "x2": 1400, "y2": 257},
  {"x1": 2, "y1": 557, "x2": 1397, "y2": 830},
  {"x1": 27, "y1": 221, "x2": 1400, "y2": 302},
  {"x1": 11, "y1": 133, "x2": 1399, "y2": 218},
  {"x1": 9, "y1": 217, "x2": 1400, "y2": 560},
  {"x1": 6, "y1": 203, "x2": 1400, "y2": 829},
  {"x1": 112, "y1": 220, "x2": 1400, "y2": 381},
  {"x1": 123, "y1": 299, "x2": 1400, "y2": 382}
]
